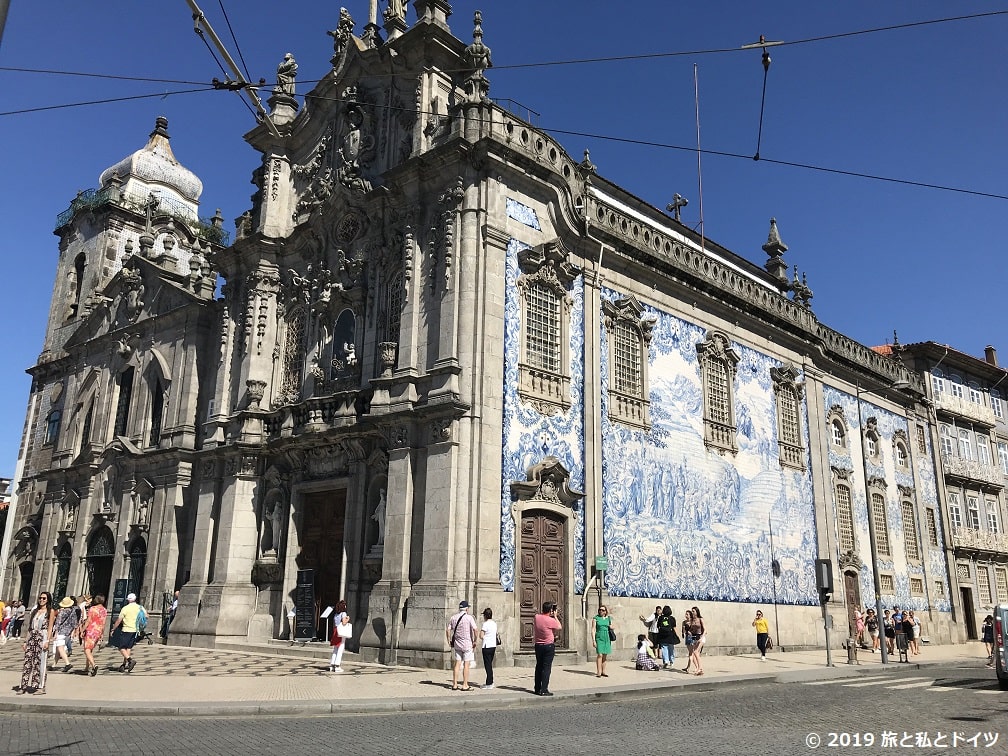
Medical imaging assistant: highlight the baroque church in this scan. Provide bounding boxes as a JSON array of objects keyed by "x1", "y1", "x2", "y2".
[{"x1": 2, "y1": 2, "x2": 963, "y2": 666}]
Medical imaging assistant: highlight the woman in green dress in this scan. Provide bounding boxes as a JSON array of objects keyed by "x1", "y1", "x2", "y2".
[{"x1": 592, "y1": 605, "x2": 613, "y2": 677}]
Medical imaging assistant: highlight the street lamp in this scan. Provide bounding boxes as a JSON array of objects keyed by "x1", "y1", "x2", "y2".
[{"x1": 856, "y1": 380, "x2": 889, "y2": 664}]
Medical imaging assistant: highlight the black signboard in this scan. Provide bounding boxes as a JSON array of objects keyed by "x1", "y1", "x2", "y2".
[
  {"x1": 295, "y1": 569, "x2": 315, "y2": 639},
  {"x1": 108, "y1": 578, "x2": 130, "y2": 639}
]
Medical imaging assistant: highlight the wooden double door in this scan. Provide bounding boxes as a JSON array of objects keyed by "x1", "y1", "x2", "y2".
[
  {"x1": 296, "y1": 490, "x2": 346, "y2": 639},
  {"x1": 519, "y1": 510, "x2": 567, "y2": 648}
]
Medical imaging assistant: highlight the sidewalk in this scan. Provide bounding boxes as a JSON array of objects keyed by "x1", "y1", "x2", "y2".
[{"x1": 0, "y1": 639, "x2": 987, "y2": 717}]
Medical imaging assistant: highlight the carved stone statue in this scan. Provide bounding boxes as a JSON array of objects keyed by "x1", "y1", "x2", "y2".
[
  {"x1": 384, "y1": 0, "x2": 406, "y2": 22},
  {"x1": 275, "y1": 53, "x2": 298, "y2": 97},
  {"x1": 101, "y1": 463, "x2": 118, "y2": 510},
  {"x1": 327, "y1": 7, "x2": 356, "y2": 62},
  {"x1": 371, "y1": 488, "x2": 387, "y2": 545}
]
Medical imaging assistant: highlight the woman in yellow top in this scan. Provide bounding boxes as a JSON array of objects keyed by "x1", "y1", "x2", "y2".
[{"x1": 752, "y1": 610, "x2": 770, "y2": 661}]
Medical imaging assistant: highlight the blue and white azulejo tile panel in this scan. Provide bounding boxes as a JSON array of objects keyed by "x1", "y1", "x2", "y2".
[
  {"x1": 500, "y1": 237, "x2": 586, "y2": 593},
  {"x1": 600, "y1": 288, "x2": 818, "y2": 606},
  {"x1": 506, "y1": 198, "x2": 541, "y2": 231}
]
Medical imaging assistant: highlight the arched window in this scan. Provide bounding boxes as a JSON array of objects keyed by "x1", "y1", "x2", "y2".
[
  {"x1": 114, "y1": 367, "x2": 134, "y2": 437},
  {"x1": 894, "y1": 441, "x2": 908, "y2": 469},
  {"x1": 697, "y1": 331, "x2": 739, "y2": 455},
  {"x1": 277, "y1": 307, "x2": 307, "y2": 405},
  {"x1": 771, "y1": 365, "x2": 804, "y2": 470},
  {"x1": 603, "y1": 295, "x2": 654, "y2": 429},
  {"x1": 900, "y1": 496, "x2": 920, "y2": 561},
  {"x1": 871, "y1": 491, "x2": 891, "y2": 556},
  {"x1": 832, "y1": 420, "x2": 846, "y2": 448}
]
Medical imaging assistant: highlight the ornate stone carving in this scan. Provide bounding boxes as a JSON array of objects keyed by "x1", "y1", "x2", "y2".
[
  {"x1": 118, "y1": 266, "x2": 145, "y2": 324},
  {"x1": 431, "y1": 417, "x2": 453, "y2": 443},
  {"x1": 246, "y1": 379, "x2": 267, "y2": 409},
  {"x1": 305, "y1": 444, "x2": 350, "y2": 479},
  {"x1": 462, "y1": 11, "x2": 492, "y2": 103},
  {"x1": 327, "y1": 7, "x2": 356, "y2": 65},
  {"x1": 838, "y1": 549, "x2": 864, "y2": 573},
  {"x1": 378, "y1": 341, "x2": 398, "y2": 377},
  {"x1": 427, "y1": 178, "x2": 464, "y2": 292},
  {"x1": 509, "y1": 456, "x2": 585, "y2": 513}
]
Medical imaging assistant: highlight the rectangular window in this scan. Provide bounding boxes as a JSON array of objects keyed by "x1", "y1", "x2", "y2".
[
  {"x1": 987, "y1": 499, "x2": 1000, "y2": 533},
  {"x1": 941, "y1": 425, "x2": 955, "y2": 457},
  {"x1": 978, "y1": 435, "x2": 992, "y2": 466},
  {"x1": 978, "y1": 567, "x2": 993, "y2": 605},
  {"x1": 901, "y1": 499, "x2": 920, "y2": 561},
  {"x1": 910, "y1": 577, "x2": 924, "y2": 596},
  {"x1": 707, "y1": 359, "x2": 731, "y2": 425},
  {"x1": 524, "y1": 283, "x2": 560, "y2": 373},
  {"x1": 970, "y1": 385, "x2": 984, "y2": 405},
  {"x1": 612, "y1": 322, "x2": 642, "y2": 397},
  {"x1": 993, "y1": 393, "x2": 1003, "y2": 419},
  {"x1": 881, "y1": 574, "x2": 895, "y2": 593},
  {"x1": 836, "y1": 483, "x2": 854, "y2": 553},
  {"x1": 871, "y1": 492, "x2": 891, "y2": 556},
  {"x1": 925, "y1": 507, "x2": 939, "y2": 547},
  {"x1": 932, "y1": 374, "x2": 945, "y2": 394},
  {"x1": 959, "y1": 429, "x2": 973, "y2": 461},
  {"x1": 967, "y1": 495, "x2": 981, "y2": 530},
  {"x1": 999, "y1": 442, "x2": 1008, "y2": 476},
  {"x1": 949, "y1": 492, "x2": 963, "y2": 530},
  {"x1": 996, "y1": 568, "x2": 1008, "y2": 604},
  {"x1": 950, "y1": 381, "x2": 964, "y2": 399}
]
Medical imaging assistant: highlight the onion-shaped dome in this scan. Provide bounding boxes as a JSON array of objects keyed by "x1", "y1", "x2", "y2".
[{"x1": 99, "y1": 117, "x2": 203, "y2": 205}]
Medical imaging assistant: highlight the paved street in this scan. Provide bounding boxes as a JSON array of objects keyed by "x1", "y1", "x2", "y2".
[{"x1": 0, "y1": 661, "x2": 1004, "y2": 756}]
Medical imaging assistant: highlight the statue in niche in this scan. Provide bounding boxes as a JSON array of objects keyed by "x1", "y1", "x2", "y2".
[
  {"x1": 260, "y1": 493, "x2": 287, "y2": 557},
  {"x1": 343, "y1": 342, "x2": 357, "y2": 367},
  {"x1": 275, "y1": 53, "x2": 298, "y2": 97},
  {"x1": 371, "y1": 488, "x2": 386, "y2": 546},
  {"x1": 136, "y1": 492, "x2": 150, "y2": 527},
  {"x1": 336, "y1": 103, "x2": 373, "y2": 192},
  {"x1": 101, "y1": 464, "x2": 118, "y2": 511},
  {"x1": 63, "y1": 501, "x2": 77, "y2": 532}
]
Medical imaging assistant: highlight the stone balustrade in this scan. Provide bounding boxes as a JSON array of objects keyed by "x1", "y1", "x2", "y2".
[
  {"x1": 940, "y1": 452, "x2": 1004, "y2": 488},
  {"x1": 952, "y1": 525, "x2": 1008, "y2": 555},
  {"x1": 934, "y1": 392, "x2": 996, "y2": 426}
]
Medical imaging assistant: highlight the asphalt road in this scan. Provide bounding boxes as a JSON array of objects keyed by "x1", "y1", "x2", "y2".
[{"x1": 0, "y1": 662, "x2": 1004, "y2": 756}]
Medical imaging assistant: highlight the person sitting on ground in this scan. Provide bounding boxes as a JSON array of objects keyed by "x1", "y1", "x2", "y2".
[{"x1": 635, "y1": 634, "x2": 661, "y2": 671}]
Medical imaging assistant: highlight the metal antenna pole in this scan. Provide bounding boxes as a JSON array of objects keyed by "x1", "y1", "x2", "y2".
[{"x1": 184, "y1": 0, "x2": 281, "y2": 138}]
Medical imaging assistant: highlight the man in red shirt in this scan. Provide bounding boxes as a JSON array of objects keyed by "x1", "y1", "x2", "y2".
[{"x1": 533, "y1": 602, "x2": 562, "y2": 696}]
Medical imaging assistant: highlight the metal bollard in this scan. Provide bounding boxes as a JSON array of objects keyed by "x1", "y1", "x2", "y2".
[{"x1": 846, "y1": 637, "x2": 858, "y2": 665}]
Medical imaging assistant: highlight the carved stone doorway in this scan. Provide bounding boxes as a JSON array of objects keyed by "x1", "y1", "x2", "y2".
[
  {"x1": 17, "y1": 562, "x2": 34, "y2": 606},
  {"x1": 961, "y1": 587, "x2": 977, "y2": 640},
  {"x1": 296, "y1": 490, "x2": 346, "y2": 639},
  {"x1": 843, "y1": 571, "x2": 861, "y2": 639},
  {"x1": 518, "y1": 510, "x2": 566, "y2": 649},
  {"x1": 86, "y1": 527, "x2": 115, "y2": 600}
]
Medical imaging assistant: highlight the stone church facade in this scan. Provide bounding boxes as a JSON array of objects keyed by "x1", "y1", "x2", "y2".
[{"x1": 2, "y1": 3, "x2": 965, "y2": 666}]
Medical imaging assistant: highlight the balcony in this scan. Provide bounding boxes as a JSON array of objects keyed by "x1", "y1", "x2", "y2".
[
  {"x1": 940, "y1": 452, "x2": 1004, "y2": 489},
  {"x1": 934, "y1": 392, "x2": 996, "y2": 427},
  {"x1": 952, "y1": 526, "x2": 1008, "y2": 555}
]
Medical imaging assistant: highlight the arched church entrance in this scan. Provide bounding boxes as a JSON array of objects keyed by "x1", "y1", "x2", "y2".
[
  {"x1": 127, "y1": 538, "x2": 147, "y2": 596},
  {"x1": 296, "y1": 490, "x2": 346, "y2": 639},
  {"x1": 17, "y1": 562, "x2": 34, "y2": 606},
  {"x1": 518, "y1": 510, "x2": 567, "y2": 649},
  {"x1": 86, "y1": 527, "x2": 115, "y2": 599}
]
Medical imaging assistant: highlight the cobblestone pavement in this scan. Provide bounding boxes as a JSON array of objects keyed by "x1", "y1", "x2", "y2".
[{"x1": 0, "y1": 661, "x2": 1003, "y2": 756}]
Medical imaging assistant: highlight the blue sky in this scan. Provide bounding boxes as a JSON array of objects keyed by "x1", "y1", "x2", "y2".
[{"x1": 1, "y1": 1, "x2": 1005, "y2": 476}]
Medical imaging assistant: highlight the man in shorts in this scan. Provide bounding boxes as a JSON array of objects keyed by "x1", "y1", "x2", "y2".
[
  {"x1": 445, "y1": 600, "x2": 478, "y2": 691},
  {"x1": 108, "y1": 593, "x2": 142, "y2": 672}
]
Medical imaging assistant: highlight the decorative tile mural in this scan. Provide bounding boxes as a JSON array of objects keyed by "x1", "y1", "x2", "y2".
[
  {"x1": 500, "y1": 237, "x2": 586, "y2": 593},
  {"x1": 505, "y1": 198, "x2": 541, "y2": 231},
  {"x1": 599, "y1": 288, "x2": 818, "y2": 605},
  {"x1": 822, "y1": 386, "x2": 950, "y2": 613}
]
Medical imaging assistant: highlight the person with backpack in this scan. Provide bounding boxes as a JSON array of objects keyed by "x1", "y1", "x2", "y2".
[
  {"x1": 108, "y1": 592, "x2": 144, "y2": 672},
  {"x1": 655, "y1": 606, "x2": 678, "y2": 669}
]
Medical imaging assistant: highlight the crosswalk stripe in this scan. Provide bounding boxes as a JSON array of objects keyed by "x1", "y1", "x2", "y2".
[
  {"x1": 928, "y1": 684, "x2": 1002, "y2": 695},
  {"x1": 888, "y1": 680, "x2": 936, "y2": 689},
  {"x1": 842, "y1": 676, "x2": 930, "y2": 688},
  {"x1": 803, "y1": 675, "x2": 890, "y2": 686}
]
